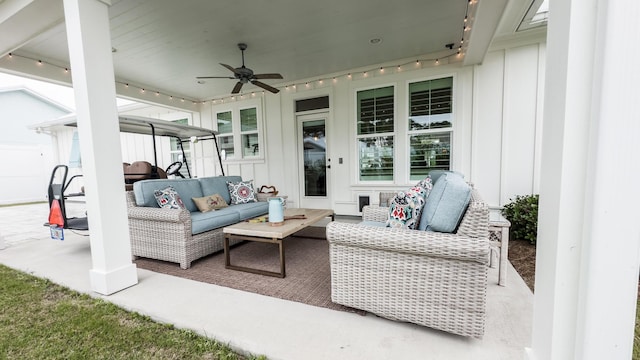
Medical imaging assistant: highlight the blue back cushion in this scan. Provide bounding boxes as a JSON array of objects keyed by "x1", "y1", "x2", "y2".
[
  {"x1": 198, "y1": 176, "x2": 242, "y2": 205},
  {"x1": 133, "y1": 179, "x2": 203, "y2": 212},
  {"x1": 418, "y1": 172, "x2": 471, "y2": 232}
]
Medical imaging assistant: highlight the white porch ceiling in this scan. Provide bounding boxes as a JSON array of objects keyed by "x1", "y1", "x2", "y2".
[{"x1": 0, "y1": 0, "x2": 535, "y2": 103}]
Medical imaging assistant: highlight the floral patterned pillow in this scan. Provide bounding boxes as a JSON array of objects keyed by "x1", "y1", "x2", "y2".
[
  {"x1": 386, "y1": 185, "x2": 429, "y2": 229},
  {"x1": 415, "y1": 175, "x2": 434, "y2": 196},
  {"x1": 226, "y1": 180, "x2": 257, "y2": 204},
  {"x1": 153, "y1": 186, "x2": 186, "y2": 209}
]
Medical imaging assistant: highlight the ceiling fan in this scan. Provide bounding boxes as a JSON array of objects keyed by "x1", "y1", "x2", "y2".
[{"x1": 196, "y1": 43, "x2": 283, "y2": 94}]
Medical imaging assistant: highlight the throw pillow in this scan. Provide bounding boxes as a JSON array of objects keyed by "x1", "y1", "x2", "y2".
[
  {"x1": 227, "y1": 180, "x2": 257, "y2": 204},
  {"x1": 192, "y1": 194, "x2": 228, "y2": 212},
  {"x1": 386, "y1": 185, "x2": 429, "y2": 229},
  {"x1": 418, "y1": 172, "x2": 472, "y2": 232},
  {"x1": 154, "y1": 186, "x2": 186, "y2": 209},
  {"x1": 415, "y1": 176, "x2": 434, "y2": 198}
]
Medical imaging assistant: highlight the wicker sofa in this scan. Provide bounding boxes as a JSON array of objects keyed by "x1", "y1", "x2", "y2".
[
  {"x1": 125, "y1": 176, "x2": 268, "y2": 269},
  {"x1": 326, "y1": 184, "x2": 490, "y2": 338}
]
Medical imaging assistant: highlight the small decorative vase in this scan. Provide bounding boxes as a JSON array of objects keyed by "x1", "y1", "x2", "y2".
[{"x1": 268, "y1": 197, "x2": 285, "y2": 226}]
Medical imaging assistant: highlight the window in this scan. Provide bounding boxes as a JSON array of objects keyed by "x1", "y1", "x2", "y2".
[
  {"x1": 240, "y1": 108, "x2": 259, "y2": 157},
  {"x1": 408, "y1": 77, "x2": 453, "y2": 180},
  {"x1": 170, "y1": 118, "x2": 191, "y2": 178},
  {"x1": 357, "y1": 86, "x2": 394, "y2": 181},
  {"x1": 216, "y1": 104, "x2": 262, "y2": 161},
  {"x1": 216, "y1": 111, "x2": 234, "y2": 159}
]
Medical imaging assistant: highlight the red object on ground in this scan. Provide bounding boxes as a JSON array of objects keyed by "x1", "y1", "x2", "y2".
[{"x1": 48, "y1": 199, "x2": 65, "y2": 227}]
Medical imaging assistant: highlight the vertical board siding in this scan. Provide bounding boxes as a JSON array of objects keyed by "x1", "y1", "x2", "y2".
[
  {"x1": 502, "y1": 45, "x2": 540, "y2": 204},
  {"x1": 472, "y1": 50, "x2": 506, "y2": 207}
]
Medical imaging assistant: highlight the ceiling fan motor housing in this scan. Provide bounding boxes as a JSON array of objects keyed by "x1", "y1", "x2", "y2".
[{"x1": 235, "y1": 67, "x2": 254, "y2": 83}]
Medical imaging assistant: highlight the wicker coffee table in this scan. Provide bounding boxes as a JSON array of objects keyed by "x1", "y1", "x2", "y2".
[{"x1": 222, "y1": 208, "x2": 334, "y2": 278}]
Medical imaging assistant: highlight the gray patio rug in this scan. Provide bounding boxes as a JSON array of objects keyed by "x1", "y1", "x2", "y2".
[{"x1": 134, "y1": 226, "x2": 365, "y2": 315}]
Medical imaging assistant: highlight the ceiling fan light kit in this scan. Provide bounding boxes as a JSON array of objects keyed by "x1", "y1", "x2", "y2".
[{"x1": 197, "y1": 43, "x2": 283, "y2": 94}]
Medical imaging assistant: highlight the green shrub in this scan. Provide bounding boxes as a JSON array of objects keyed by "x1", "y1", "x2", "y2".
[{"x1": 501, "y1": 194, "x2": 539, "y2": 245}]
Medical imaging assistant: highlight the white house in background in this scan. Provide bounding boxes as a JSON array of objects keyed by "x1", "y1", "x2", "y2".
[{"x1": 0, "y1": 87, "x2": 71, "y2": 205}]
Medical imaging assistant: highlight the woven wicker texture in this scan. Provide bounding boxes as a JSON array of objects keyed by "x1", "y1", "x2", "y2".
[
  {"x1": 326, "y1": 188, "x2": 490, "y2": 338},
  {"x1": 126, "y1": 191, "x2": 240, "y2": 269}
]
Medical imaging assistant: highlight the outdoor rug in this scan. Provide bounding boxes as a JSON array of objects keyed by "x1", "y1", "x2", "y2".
[{"x1": 134, "y1": 226, "x2": 365, "y2": 314}]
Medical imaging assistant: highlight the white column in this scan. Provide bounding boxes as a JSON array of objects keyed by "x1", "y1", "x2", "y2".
[
  {"x1": 63, "y1": 0, "x2": 137, "y2": 295},
  {"x1": 528, "y1": 0, "x2": 640, "y2": 359}
]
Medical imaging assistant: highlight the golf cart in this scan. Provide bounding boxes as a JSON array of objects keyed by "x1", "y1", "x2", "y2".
[{"x1": 46, "y1": 115, "x2": 224, "y2": 232}]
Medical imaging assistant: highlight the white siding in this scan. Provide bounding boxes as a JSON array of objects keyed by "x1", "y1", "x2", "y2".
[{"x1": 196, "y1": 40, "x2": 546, "y2": 214}]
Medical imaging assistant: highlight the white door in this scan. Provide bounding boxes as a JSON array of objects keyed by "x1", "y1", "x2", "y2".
[{"x1": 297, "y1": 112, "x2": 331, "y2": 209}]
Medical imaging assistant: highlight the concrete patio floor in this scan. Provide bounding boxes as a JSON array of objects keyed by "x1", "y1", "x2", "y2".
[{"x1": 0, "y1": 202, "x2": 533, "y2": 360}]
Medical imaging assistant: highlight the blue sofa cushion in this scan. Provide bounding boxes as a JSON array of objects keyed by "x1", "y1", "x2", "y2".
[
  {"x1": 418, "y1": 172, "x2": 471, "y2": 232},
  {"x1": 191, "y1": 208, "x2": 241, "y2": 235},
  {"x1": 198, "y1": 176, "x2": 242, "y2": 205},
  {"x1": 428, "y1": 170, "x2": 464, "y2": 186},
  {"x1": 134, "y1": 179, "x2": 203, "y2": 212},
  {"x1": 190, "y1": 202, "x2": 269, "y2": 235},
  {"x1": 231, "y1": 201, "x2": 269, "y2": 220}
]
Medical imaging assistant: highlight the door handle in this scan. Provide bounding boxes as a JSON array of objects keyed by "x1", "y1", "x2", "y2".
[{"x1": 326, "y1": 165, "x2": 331, "y2": 169}]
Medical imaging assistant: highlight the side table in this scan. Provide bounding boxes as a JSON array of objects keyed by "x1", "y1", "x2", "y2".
[{"x1": 488, "y1": 211, "x2": 511, "y2": 286}]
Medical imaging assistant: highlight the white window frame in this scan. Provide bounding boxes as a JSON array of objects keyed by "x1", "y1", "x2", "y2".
[
  {"x1": 406, "y1": 75, "x2": 455, "y2": 181},
  {"x1": 214, "y1": 98, "x2": 264, "y2": 163},
  {"x1": 354, "y1": 84, "x2": 397, "y2": 184}
]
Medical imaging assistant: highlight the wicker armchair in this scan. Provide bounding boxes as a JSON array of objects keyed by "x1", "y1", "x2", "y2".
[{"x1": 326, "y1": 187, "x2": 490, "y2": 338}]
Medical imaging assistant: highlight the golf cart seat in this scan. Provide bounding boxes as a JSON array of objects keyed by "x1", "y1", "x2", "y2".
[{"x1": 123, "y1": 161, "x2": 167, "y2": 191}]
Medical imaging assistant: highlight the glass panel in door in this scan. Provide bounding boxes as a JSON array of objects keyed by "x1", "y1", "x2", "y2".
[{"x1": 302, "y1": 120, "x2": 327, "y2": 196}]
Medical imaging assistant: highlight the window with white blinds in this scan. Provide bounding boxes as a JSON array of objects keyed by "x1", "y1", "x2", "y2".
[
  {"x1": 408, "y1": 77, "x2": 453, "y2": 180},
  {"x1": 357, "y1": 86, "x2": 394, "y2": 181}
]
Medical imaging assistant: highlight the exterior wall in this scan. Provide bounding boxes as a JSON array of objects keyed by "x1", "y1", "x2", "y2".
[
  {"x1": 472, "y1": 42, "x2": 546, "y2": 207},
  {"x1": 42, "y1": 40, "x2": 547, "y2": 214},
  {"x1": 0, "y1": 144, "x2": 52, "y2": 204},
  {"x1": 196, "y1": 40, "x2": 546, "y2": 214},
  {"x1": 0, "y1": 89, "x2": 70, "y2": 204}
]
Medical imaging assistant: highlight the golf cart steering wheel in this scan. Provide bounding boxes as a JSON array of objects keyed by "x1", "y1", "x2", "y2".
[{"x1": 166, "y1": 161, "x2": 185, "y2": 178}]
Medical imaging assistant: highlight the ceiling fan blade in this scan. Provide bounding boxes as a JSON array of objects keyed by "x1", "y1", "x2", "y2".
[
  {"x1": 251, "y1": 80, "x2": 280, "y2": 94},
  {"x1": 196, "y1": 76, "x2": 235, "y2": 79},
  {"x1": 220, "y1": 63, "x2": 239, "y2": 74},
  {"x1": 231, "y1": 82, "x2": 244, "y2": 94},
  {"x1": 252, "y1": 73, "x2": 283, "y2": 80}
]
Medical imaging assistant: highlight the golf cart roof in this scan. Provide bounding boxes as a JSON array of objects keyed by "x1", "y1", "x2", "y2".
[{"x1": 64, "y1": 115, "x2": 217, "y2": 141}]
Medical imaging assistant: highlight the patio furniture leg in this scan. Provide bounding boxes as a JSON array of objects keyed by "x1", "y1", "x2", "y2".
[
  {"x1": 224, "y1": 234, "x2": 286, "y2": 278},
  {"x1": 498, "y1": 226, "x2": 509, "y2": 286}
]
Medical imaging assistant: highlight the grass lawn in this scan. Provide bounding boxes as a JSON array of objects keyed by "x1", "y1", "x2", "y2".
[{"x1": 0, "y1": 264, "x2": 265, "y2": 360}]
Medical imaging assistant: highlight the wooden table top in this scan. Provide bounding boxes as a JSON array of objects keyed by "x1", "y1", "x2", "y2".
[{"x1": 223, "y1": 208, "x2": 334, "y2": 239}]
